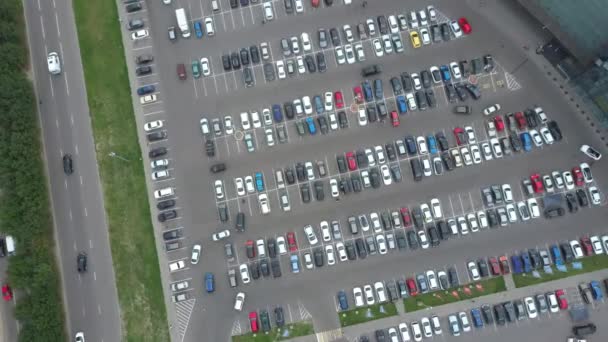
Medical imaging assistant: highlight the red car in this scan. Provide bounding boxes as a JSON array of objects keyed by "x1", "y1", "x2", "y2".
[
  {"x1": 458, "y1": 17, "x2": 472, "y2": 34},
  {"x1": 499, "y1": 255, "x2": 510, "y2": 274},
  {"x1": 556, "y1": 289, "x2": 568, "y2": 309},
  {"x1": 245, "y1": 240, "x2": 255, "y2": 259},
  {"x1": 494, "y1": 116, "x2": 505, "y2": 131},
  {"x1": 572, "y1": 167, "x2": 584, "y2": 186},
  {"x1": 287, "y1": 232, "x2": 297, "y2": 251},
  {"x1": 400, "y1": 208, "x2": 412, "y2": 226},
  {"x1": 249, "y1": 311, "x2": 259, "y2": 333},
  {"x1": 580, "y1": 237, "x2": 593, "y2": 255},
  {"x1": 334, "y1": 91, "x2": 344, "y2": 109},
  {"x1": 311, "y1": 0, "x2": 320, "y2": 7},
  {"x1": 514, "y1": 112, "x2": 526, "y2": 129},
  {"x1": 353, "y1": 86, "x2": 363, "y2": 104},
  {"x1": 406, "y1": 278, "x2": 418, "y2": 296},
  {"x1": 345, "y1": 152, "x2": 357, "y2": 171},
  {"x1": 530, "y1": 173, "x2": 544, "y2": 193},
  {"x1": 454, "y1": 127, "x2": 466, "y2": 145},
  {"x1": 390, "y1": 111, "x2": 400, "y2": 127},
  {"x1": 488, "y1": 257, "x2": 501, "y2": 276},
  {"x1": 2, "y1": 284, "x2": 12, "y2": 301}
]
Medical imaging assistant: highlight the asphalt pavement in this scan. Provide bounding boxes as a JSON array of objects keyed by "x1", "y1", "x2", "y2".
[
  {"x1": 122, "y1": 0, "x2": 608, "y2": 341},
  {"x1": 21, "y1": 0, "x2": 121, "y2": 341}
]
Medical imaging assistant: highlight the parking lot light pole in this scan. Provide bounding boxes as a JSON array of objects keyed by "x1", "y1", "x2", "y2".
[{"x1": 108, "y1": 151, "x2": 130, "y2": 162}]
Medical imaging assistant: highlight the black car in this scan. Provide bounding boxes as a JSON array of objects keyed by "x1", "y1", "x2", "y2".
[
  {"x1": 459, "y1": 60, "x2": 470, "y2": 78},
  {"x1": 406, "y1": 230, "x2": 419, "y2": 250},
  {"x1": 260, "y1": 259, "x2": 270, "y2": 277},
  {"x1": 148, "y1": 147, "x2": 167, "y2": 158},
  {"x1": 163, "y1": 229, "x2": 182, "y2": 241},
  {"x1": 351, "y1": 174, "x2": 362, "y2": 192},
  {"x1": 369, "y1": 168, "x2": 381, "y2": 188},
  {"x1": 295, "y1": 163, "x2": 306, "y2": 181},
  {"x1": 572, "y1": 323, "x2": 596, "y2": 337},
  {"x1": 441, "y1": 152, "x2": 455, "y2": 171},
  {"x1": 210, "y1": 163, "x2": 226, "y2": 173},
  {"x1": 524, "y1": 109, "x2": 538, "y2": 128},
  {"x1": 401, "y1": 72, "x2": 413, "y2": 92},
  {"x1": 230, "y1": 52, "x2": 241, "y2": 69},
  {"x1": 395, "y1": 231, "x2": 407, "y2": 250},
  {"x1": 317, "y1": 115, "x2": 329, "y2": 134},
  {"x1": 263, "y1": 63, "x2": 275, "y2": 81},
  {"x1": 336, "y1": 155, "x2": 347, "y2": 173},
  {"x1": 428, "y1": 226, "x2": 440, "y2": 246},
  {"x1": 205, "y1": 139, "x2": 215, "y2": 157},
  {"x1": 444, "y1": 83, "x2": 457, "y2": 103},
  {"x1": 503, "y1": 301, "x2": 516, "y2": 322},
  {"x1": 366, "y1": 105, "x2": 378, "y2": 122},
  {"x1": 560, "y1": 243, "x2": 574, "y2": 262},
  {"x1": 529, "y1": 249, "x2": 542, "y2": 268},
  {"x1": 222, "y1": 54, "x2": 231, "y2": 71},
  {"x1": 390, "y1": 77, "x2": 403, "y2": 95},
  {"x1": 63, "y1": 154, "x2": 73, "y2": 174},
  {"x1": 478, "y1": 258, "x2": 489, "y2": 277},
  {"x1": 345, "y1": 241, "x2": 357, "y2": 260},
  {"x1": 329, "y1": 28, "x2": 341, "y2": 46},
  {"x1": 157, "y1": 199, "x2": 176, "y2": 210},
  {"x1": 454, "y1": 84, "x2": 469, "y2": 101},
  {"x1": 481, "y1": 304, "x2": 494, "y2": 324},
  {"x1": 420, "y1": 70, "x2": 432, "y2": 88},
  {"x1": 158, "y1": 210, "x2": 177, "y2": 222},
  {"x1": 464, "y1": 83, "x2": 481, "y2": 99},
  {"x1": 316, "y1": 52, "x2": 327, "y2": 73},
  {"x1": 283, "y1": 102, "x2": 295, "y2": 119},
  {"x1": 355, "y1": 238, "x2": 367, "y2": 258},
  {"x1": 314, "y1": 248, "x2": 325, "y2": 267},
  {"x1": 285, "y1": 167, "x2": 295, "y2": 184},
  {"x1": 77, "y1": 252, "x2": 87, "y2": 272},
  {"x1": 135, "y1": 65, "x2": 152, "y2": 76},
  {"x1": 377, "y1": 102, "x2": 388, "y2": 119},
  {"x1": 305, "y1": 55, "x2": 316, "y2": 73},
  {"x1": 125, "y1": 2, "x2": 142, "y2": 13},
  {"x1": 230, "y1": 0, "x2": 238, "y2": 8},
  {"x1": 250, "y1": 261, "x2": 260, "y2": 280},
  {"x1": 437, "y1": 220, "x2": 450, "y2": 240},
  {"x1": 493, "y1": 304, "x2": 506, "y2": 325},
  {"x1": 405, "y1": 135, "x2": 417, "y2": 155},
  {"x1": 338, "y1": 111, "x2": 348, "y2": 128},
  {"x1": 576, "y1": 189, "x2": 589, "y2": 207},
  {"x1": 313, "y1": 181, "x2": 324, "y2": 201},
  {"x1": 300, "y1": 184, "x2": 311, "y2": 203},
  {"x1": 415, "y1": 90, "x2": 428, "y2": 110},
  {"x1": 509, "y1": 132, "x2": 522, "y2": 152},
  {"x1": 385, "y1": 143, "x2": 396, "y2": 161},
  {"x1": 440, "y1": 23, "x2": 451, "y2": 41},
  {"x1": 547, "y1": 121, "x2": 563, "y2": 140},
  {"x1": 135, "y1": 54, "x2": 154, "y2": 65},
  {"x1": 426, "y1": 89, "x2": 437, "y2": 108},
  {"x1": 430, "y1": 24, "x2": 441, "y2": 42},
  {"x1": 377, "y1": 15, "x2": 389, "y2": 34},
  {"x1": 361, "y1": 64, "x2": 382, "y2": 77},
  {"x1": 375, "y1": 329, "x2": 387, "y2": 342},
  {"x1": 240, "y1": 0, "x2": 249, "y2": 6},
  {"x1": 249, "y1": 45, "x2": 260, "y2": 64},
  {"x1": 566, "y1": 192, "x2": 578, "y2": 212},
  {"x1": 271, "y1": 259, "x2": 281, "y2": 278},
  {"x1": 274, "y1": 307, "x2": 285, "y2": 327},
  {"x1": 239, "y1": 48, "x2": 250, "y2": 66},
  {"x1": 267, "y1": 238, "x2": 277, "y2": 258},
  {"x1": 244, "y1": 67, "x2": 255, "y2": 87},
  {"x1": 435, "y1": 132, "x2": 449, "y2": 151},
  {"x1": 448, "y1": 267, "x2": 459, "y2": 287},
  {"x1": 472, "y1": 58, "x2": 484, "y2": 74}
]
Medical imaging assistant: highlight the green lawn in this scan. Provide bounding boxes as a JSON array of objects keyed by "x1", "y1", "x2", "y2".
[
  {"x1": 72, "y1": 1, "x2": 168, "y2": 340},
  {"x1": 338, "y1": 302, "x2": 398, "y2": 327},
  {"x1": 232, "y1": 321, "x2": 314, "y2": 342},
  {"x1": 513, "y1": 254, "x2": 608, "y2": 288},
  {"x1": 404, "y1": 277, "x2": 506, "y2": 312}
]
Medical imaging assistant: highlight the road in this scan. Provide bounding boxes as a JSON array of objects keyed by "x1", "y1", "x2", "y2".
[{"x1": 22, "y1": 0, "x2": 121, "y2": 341}]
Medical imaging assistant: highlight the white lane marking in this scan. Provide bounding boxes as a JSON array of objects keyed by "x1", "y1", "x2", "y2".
[
  {"x1": 70, "y1": 113, "x2": 74, "y2": 127},
  {"x1": 98, "y1": 305, "x2": 102, "y2": 315},
  {"x1": 192, "y1": 77, "x2": 199, "y2": 98},
  {"x1": 75, "y1": 144, "x2": 79, "y2": 155},
  {"x1": 56, "y1": 119, "x2": 59, "y2": 128},
  {"x1": 38, "y1": 0, "x2": 41, "y2": 10},
  {"x1": 65, "y1": 179, "x2": 68, "y2": 189},
  {"x1": 73, "y1": 242, "x2": 77, "y2": 251},
  {"x1": 49, "y1": 75, "x2": 55, "y2": 97},
  {"x1": 64, "y1": 70, "x2": 70, "y2": 95},
  {"x1": 80, "y1": 175, "x2": 83, "y2": 185},
  {"x1": 52, "y1": 0, "x2": 56, "y2": 8},
  {"x1": 93, "y1": 271, "x2": 97, "y2": 281},
  {"x1": 40, "y1": 16, "x2": 45, "y2": 39},
  {"x1": 84, "y1": 207, "x2": 88, "y2": 217},
  {"x1": 89, "y1": 240, "x2": 93, "y2": 248},
  {"x1": 55, "y1": 12, "x2": 61, "y2": 37},
  {"x1": 69, "y1": 209, "x2": 73, "y2": 221},
  {"x1": 82, "y1": 306, "x2": 86, "y2": 317}
]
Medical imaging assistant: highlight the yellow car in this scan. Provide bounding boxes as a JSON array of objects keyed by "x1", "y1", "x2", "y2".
[{"x1": 410, "y1": 31, "x2": 421, "y2": 48}]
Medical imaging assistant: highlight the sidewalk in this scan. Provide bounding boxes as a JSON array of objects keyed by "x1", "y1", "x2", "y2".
[{"x1": 337, "y1": 268, "x2": 608, "y2": 340}]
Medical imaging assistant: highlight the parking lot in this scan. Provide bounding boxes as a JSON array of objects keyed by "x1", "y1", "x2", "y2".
[{"x1": 120, "y1": 0, "x2": 608, "y2": 341}]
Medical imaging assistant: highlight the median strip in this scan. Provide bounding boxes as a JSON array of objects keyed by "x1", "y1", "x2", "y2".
[
  {"x1": 339, "y1": 302, "x2": 398, "y2": 327},
  {"x1": 513, "y1": 254, "x2": 608, "y2": 288},
  {"x1": 232, "y1": 320, "x2": 314, "y2": 342}
]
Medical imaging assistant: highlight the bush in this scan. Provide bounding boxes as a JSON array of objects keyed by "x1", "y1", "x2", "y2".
[{"x1": 0, "y1": 1, "x2": 66, "y2": 341}]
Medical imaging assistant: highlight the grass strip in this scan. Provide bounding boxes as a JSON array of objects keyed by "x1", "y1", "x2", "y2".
[
  {"x1": 72, "y1": 0, "x2": 168, "y2": 340},
  {"x1": 513, "y1": 254, "x2": 608, "y2": 288},
  {"x1": 232, "y1": 321, "x2": 314, "y2": 342},
  {"x1": 404, "y1": 276, "x2": 506, "y2": 312},
  {"x1": 338, "y1": 302, "x2": 398, "y2": 327}
]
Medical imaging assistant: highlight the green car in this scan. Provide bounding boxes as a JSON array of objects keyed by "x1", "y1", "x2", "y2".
[{"x1": 191, "y1": 60, "x2": 201, "y2": 79}]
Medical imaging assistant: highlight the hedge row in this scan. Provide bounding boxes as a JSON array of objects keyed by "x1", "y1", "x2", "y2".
[{"x1": 0, "y1": 1, "x2": 66, "y2": 341}]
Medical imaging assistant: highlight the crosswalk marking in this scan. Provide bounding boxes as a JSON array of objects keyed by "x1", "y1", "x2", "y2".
[
  {"x1": 175, "y1": 299, "x2": 196, "y2": 341},
  {"x1": 504, "y1": 71, "x2": 522, "y2": 91}
]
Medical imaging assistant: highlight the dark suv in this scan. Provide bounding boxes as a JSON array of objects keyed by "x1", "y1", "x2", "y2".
[
  {"x1": 77, "y1": 252, "x2": 87, "y2": 273},
  {"x1": 63, "y1": 154, "x2": 73, "y2": 174}
]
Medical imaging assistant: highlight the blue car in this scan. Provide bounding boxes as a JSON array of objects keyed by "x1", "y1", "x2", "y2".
[
  {"x1": 511, "y1": 255, "x2": 523, "y2": 274},
  {"x1": 305, "y1": 117, "x2": 316, "y2": 135},
  {"x1": 290, "y1": 254, "x2": 300, "y2": 273},
  {"x1": 590, "y1": 281, "x2": 603, "y2": 300},
  {"x1": 362, "y1": 81, "x2": 373, "y2": 102},
  {"x1": 136, "y1": 85, "x2": 155, "y2": 95},
  {"x1": 255, "y1": 172, "x2": 264, "y2": 192},
  {"x1": 427, "y1": 135, "x2": 437, "y2": 154},
  {"x1": 470, "y1": 308, "x2": 484, "y2": 327},
  {"x1": 520, "y1": 132, "x2": 532, "y2": 152},
  {"x1": 313, "y1": 95, "x2": 323, "y2": 114},
  {"x1": 521, "y1": 253, "x2": 532, "y2": 273},
  {"x1": 550, "y1": 244, "x2": 564, "y2": 266},
  {"x1": 337, "y1": 290, "x2": 349, "y2": 311},
  {"x1": 272, "y1": 104, "x2": 283, "y2": 122},
  {"x1": 440, "y1": 65, "x2": 451, "y2": 82},
  {"x1": 396, "y1": 95, "x2": 407, "y2": 114},
  {"x1": 205, "y1": 272, "x2": 214, "y2": 293},
  {"x1": 194, "y1": 21, "x2": 203, "y2": 39}
]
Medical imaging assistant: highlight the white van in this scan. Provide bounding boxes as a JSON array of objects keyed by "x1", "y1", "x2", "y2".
[
  {"x1": 5, "y1": 236, "x2": 15, "y2": 256},
  {"x1": 275, "y1": 170, "x2": 285, "y2": 189},
  {"x1": 211, "y1": 0, "x2": 220, "y2": 12},
  {"x1": 154, "y1": 187, "x2": 174, "y2": 199},
  {"x1": 169, "y1": 260, "x2": 185, "y2": 271}
]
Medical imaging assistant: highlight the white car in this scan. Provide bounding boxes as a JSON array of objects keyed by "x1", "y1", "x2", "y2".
[
  {"x1": 294, "y1": 0, "x2": 304, "y2": 13},
  {"x1": 388, "y1": 15, "x2": 399, "y2": 33},
  {"x1": 344, "y1": 44, "x2": 356, "y2": 64},
  {"x1": 502, "y1": 184, "x2": 513, "y2": 203},
  {"x1": 376, "y1": 234, "x2": 388, "y2": 255},
  {"x1": 589, "y1": 186, "x2": 601, "y2": 205},
  {"x1": 490, "y1": 138, "x2": 503, "y2": 158},
  {"x1": 580, "y1": 162, "x2": 593, "y2": 183},
  {"x1": 481, "y1": 142, "x2": 493, "y2": 160},
  {"x1": 234, "y1": 292, "x2": 245, "y2": 311},
  {"x1": 154, "y1": 187, "x2": 174, "y2": 199},
  {"x1": 131, "y1": 29, "x2": 149, "y2": 40},
  {"x1": 325, "y1": 245, "x2": 336, "y2": 265},
  {"x1": 570, "y1": 240, "x2": 584, "y2": 259},
  {"x1": 431, "y1": 315, "x2": 442, "y2": 335},
  {"x1": 302, "y1": 96, "x2": 313, "y2": 114},
  {"x1": 140, "y1": 94, "x2": 157, "y2": 104},
  {"x1": 477, "y1": 211, "x2": 488, "y2": 229},
  {"x1": 354, "y1": 43, "x2": 365, "y2": 62},
  {"x1": 380, "y1": 165, "x2": 392, "y2": 185},
  {"x1": 411, "y1": 321, "x2": 422, "y2": 342},
  {"x1": 343, "y1": 24, "x2": 354, "y2": 42},
  {"x1": 263, "y1": 2, "x2": 274, "y2": 21},
  {"x1": 460, "y1": 147, "x2": 473, "y2": 166},
  {"x1": 151, "y1": 170, "x2": 169, "y2": 180},
  {"x1": 335, "y1": 47, "x2": 346, "y2": 65},
  {"x1": 373, "y1": 39, "x2": 384, "y2": 57},
  {"x1": 420, "y1": 28, "x2": 431, "y2": 45},
  {"x1": 590, "y1": 236, "x2": 604, "y2": 254},
  {"x1": 370, "y1": 212, "x2": 382, "y2": 233},
  {"x1": 530, "y1": 129, "x2": 543, "y2": 146},
  {"x1": 429, "y1": 66, "x2": 441, "y2": 83},
  {"x1": 304, "y1": 225, "x2": 318, "y2": 245},
  {"x1": 398, "y1": 323, "x2": 411, "y2": 341},
  {"x1": 239, "y1": 264, "x2": 250, "y2": 284},
  {"x1": 534, "y1": 106, "x2": 548, "y2": 123},
  {"x1": 321, "y1": 221, "x2": 331, "y2": 241},
  {"x1": 240, "y1": 112, "x2": 251, "y2": 130},
  {"x1": 457, "y1": 217, "x2": 468, "y2": 235},
  {"x1": 406, "y1": 93, "x2": 417, "y2": 110},
  {"x1": 420, "y1": 204, "x2": 433, "y2": 223},
  {"x1": 191, "y1": 244, "x2": 201, "y2": 264},
  {"x1": 464, "y1": 126, "x2": 476, "y2": 143},
  {"x1": 144, "y1": 120, "x2": 163, "y2": 131},
  {"x1": 305, "y1": 161, "x2": 314, "y2": 180},
  {"x1": 375, "y1": 145, "x2": 386, "y2": 164},
  {"x1": 277, "y1": 236, "x2": 287, "y2": 255},
  {"x1": 276, "y1": 60, "x2": 286, "y2": 79},
  {"x1": 411, "y1": 73, "x2": 422, "y2": 90},
  {"x1": 543, "y1": 175, "x2": 554, "y2": 192},
  {"x1": 524, "y1": 296, "x2": 538, "y2": 318},
  {"x1": 470, "y1": 145, "x2": 482, "y2": 164},
  {"x1": 358, "y1": 109, "x2": 368, "y2": 126},
  {"x1": 258, "y1": 193, "x2": 270, "y2": 214},
  {"x1": 420, "y1": 317, "x2": 432, "y2": 338},
  {"x1": 450, "y1": 62, "x2": 462, "y2": 79},
  {"x1": 363, "y1": 285, "x2": 375, "y2": 305},
  {"x1": 329, "y1": 112, "x2": 338, "y2": 130},
  {"x1": 264, "y1": 128, "x2": 275, "y2": 146},
  {"x1": 450, "y1": 20, "x2": 462, "y2": 37},
  {"x1": 467, "y1": 213, "x2": 479, "y2": 232},
  {"x1": 422, "y1": 158, "x2": 432, "y2": 177},
  {"x1": 580, "y1": 144, "x2": 602, "y2": 160},
  {"x1": 330, "y1": 179, "x2": 340, "y2": 198},
  {"x1": 336, "y1": 242, "x2": 347, "y2": 261},
  {"x1": 467, "y1": 261, "x2": 480, "y2": 281},
  {"x1": 300, "y1": 32, "x2": 311, "y2": 52},
  {"x1": 235, "y1": 178, "x2": 245, "y2": 196},
  {"x1": 517, "y1": 201, "x2": 530, "y2": 221},
  {"x1": 303, "y1": 253, "x2": 313, "y2": 269},
  {"x1": 426, "y1": 270, "x2": 439, "y2": 290},
  {"x1": 293, "y1": 99, "x2": 304, "y2": 116},
  {"x1": 353, "y1": 287, "x2": 365, "y2": 307},
  {"x1": 483, "y1": 104, "x2": 501, "y2": 115},
  {"x1": 212, "y1": 229, "x2": 230, "y2": 241},
  {"x1": 244, "y1": 176, "x2": 255, "y2": 193},
  {"x1": 527, "y1": 198, "x2": 540, "y2": 218},
  {"x1": 506, "y1": 203, "x2": 518, "y2": 222},
  {"x1": 374, "y1": 282, "x2": 387, "y2": 302},
  {"x1": 204, "y1": 17, "x2": 215, "y2": 36},
  {"x1": 250, "y1": 111, "x2": 261, "y2": 128},
  {"x1": 382, "y1": 35, "x2": 393, "y2": 54},
  {"x1": 262, "y1": 108, "x2": 272, "y2": 126},
  {"x1": 563, "y1": 171, "x2": 575, "y2": 190},
  {"x1": 214, "y1": 180, "x2": 224, "y2": 199},
  {"x1": 200, "y1": 57, "x2": 211, "y2": 76},
  {"x1": 296, "y1": 56, "x2": 306, "y2": 73},
  {"x1": 458, "y1": 312, "x2": 471, "y2": 332},
  {"x1": 418, "y1": 230, "x2": 430, "y2": 249},
  {"x1": 430, "y1": 198, "x2": 442, "y2": 218},
  {"x1": 540, "y1": 127, "x2": 554, "y2": 144},
  {"x1": 224, "y1": 116, "x2": 233, "y2": 134},
  {"x1": 366, "y1": 19, "x2": 377, "y2": 36},
  {"x1": 552, "y1": 171, "x2": 565, "y2": 189},
  {"x1": 427, "y1": 5, "x2": 437, "y2": 22},
  {"x1": 417, "y1": 136, "x2": 428, "y2": 154},
  {"x1": 47, "y1": 52, "x2": 61, "y2": 74},
  {"x1": 323, "y1": 92, "x2": 333, "y2": 111}
]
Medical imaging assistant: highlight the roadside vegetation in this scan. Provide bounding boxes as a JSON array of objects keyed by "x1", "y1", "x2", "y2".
[
  {"x1": 513, "y1": 254, "x2": 608, "y2": 288},
  {"x1": 73, "y1": 0, "x2": 168, "y2": 340},
  {"x1": 404, "y1": 276, "x2": 506, "y2": 312},
  {"x1": 232, "y1": 321, "x2": 314, "y2": 342},
  {"x1": 0, "y1": 1, "x2": 66, "y2": 340},
  {"x1": 339, "y1": 302, "x2": 398, "y2": 327}
]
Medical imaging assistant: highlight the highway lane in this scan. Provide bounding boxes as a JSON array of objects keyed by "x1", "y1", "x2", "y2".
[{"x1": 23, "y1": 0, "x2": 121, "y2": 341}]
